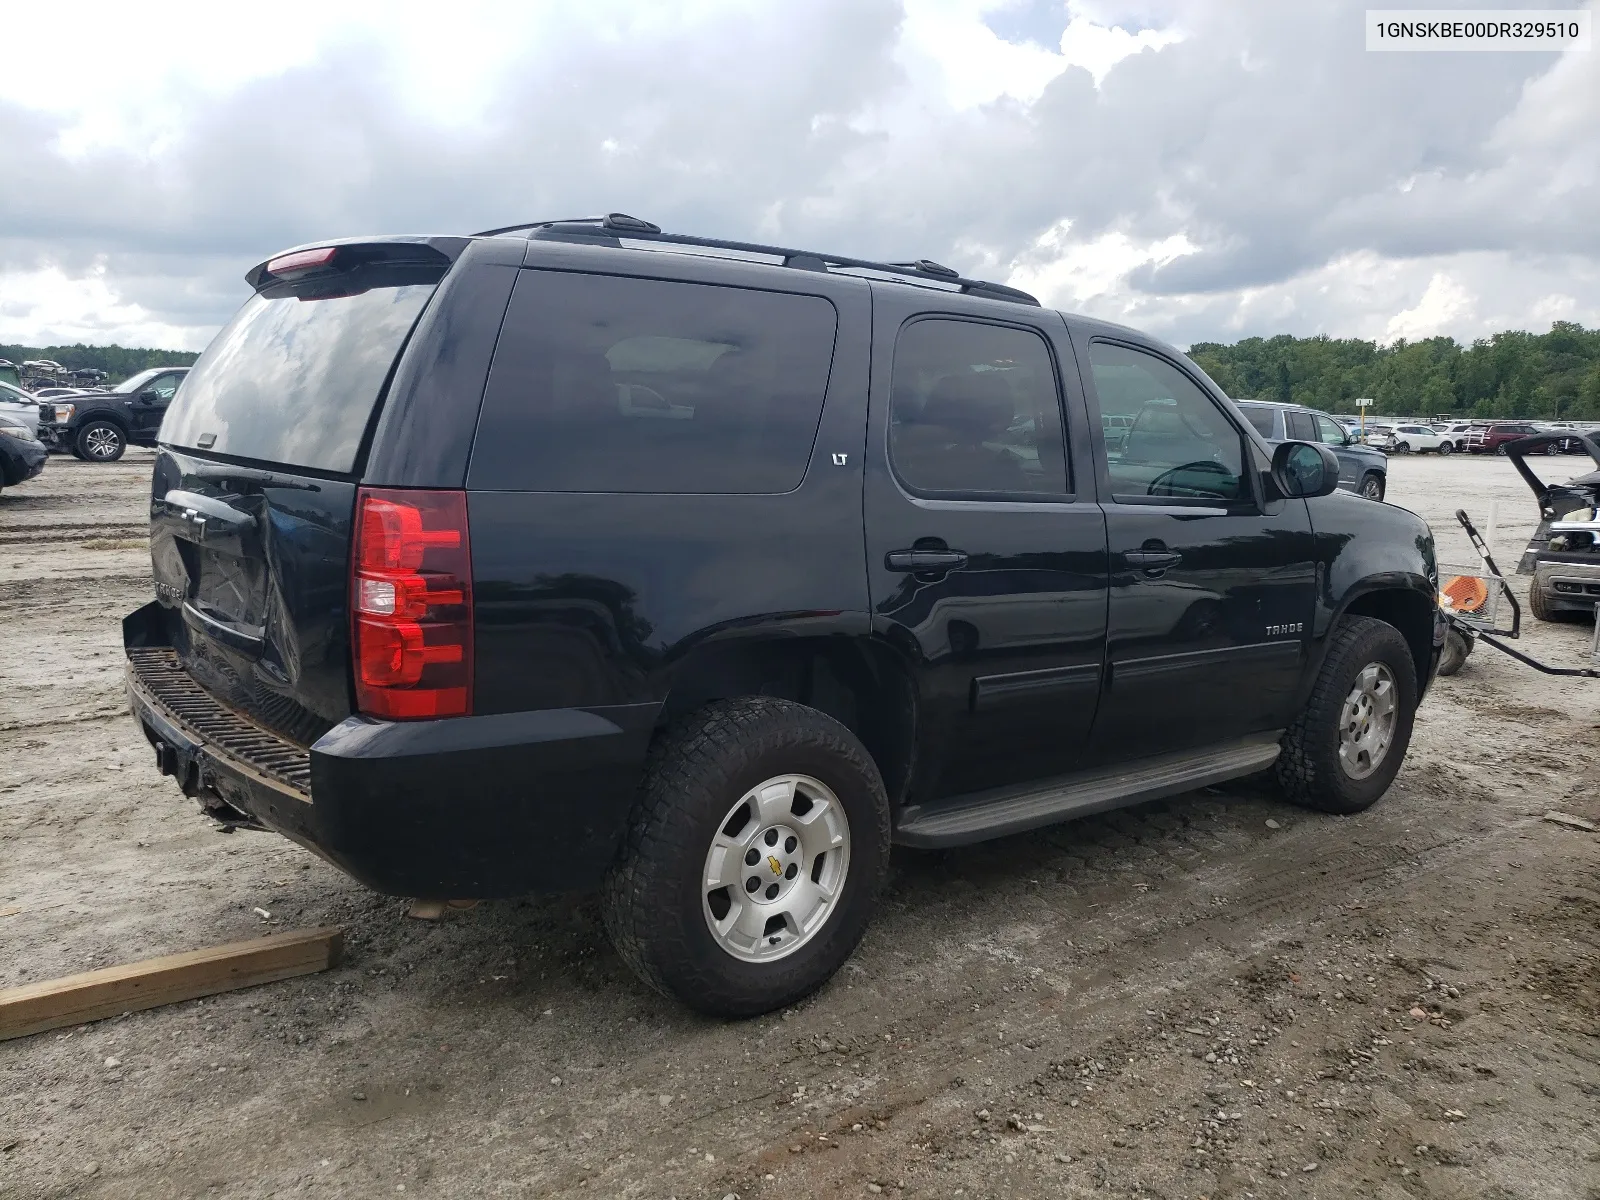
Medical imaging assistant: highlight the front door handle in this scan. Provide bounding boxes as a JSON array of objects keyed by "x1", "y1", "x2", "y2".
[
  {"x1": 886, "y1": 549, "x2": 969, "y2": 572},
  {"x1": 1125, "y1": 549, "x2": 1182, "y2": 572}
]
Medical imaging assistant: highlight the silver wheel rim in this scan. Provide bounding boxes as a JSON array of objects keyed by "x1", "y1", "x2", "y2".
[
  {"x1": 85, "y1": 426, "x2": 120, "y2": 458},
  {"x1": 1363, "y1": 478, "x2": 1381, "y2": 500},
  {"x1": 1339, "y1": 662, "x2": 1398, "y2": 780},
  {"x1": 701, "y1": 773, "x2": 850, "y2": 963}
]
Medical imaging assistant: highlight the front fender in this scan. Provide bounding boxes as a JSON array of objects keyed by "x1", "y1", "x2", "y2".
[{"x1": 1300, "y1": 491, "x2": 1441, "y2": 703}]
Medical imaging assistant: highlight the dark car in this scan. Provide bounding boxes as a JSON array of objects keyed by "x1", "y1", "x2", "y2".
[
  {"x1": 1234, "y1": 400, "x2": 1389, "y2": 501},
  {"x1": 1463, "y1": 422, "x2": 1543, "y2": 456},
  {"x1": 125, "y1": 216, "x2": 1444, "y2": 1016},
  {"x1": 37, "y1": 366, "x2": 189, "y2": 461},
  {"x1": 0, "y1": 415, "x2": 48, "y2": 494}
]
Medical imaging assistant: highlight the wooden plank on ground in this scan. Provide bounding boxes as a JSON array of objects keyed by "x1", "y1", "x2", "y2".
[{"x1": 0, "y1": 927, "x2": 343, "y2": 1042}]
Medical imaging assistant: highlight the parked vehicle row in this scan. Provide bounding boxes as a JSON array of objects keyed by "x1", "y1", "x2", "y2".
[{"x1": 1330, "y1": 418, "x2": 1590, "y2": 457}]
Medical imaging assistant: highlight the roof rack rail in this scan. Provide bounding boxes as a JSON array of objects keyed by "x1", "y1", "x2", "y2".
[{"x1": 470, "y1": 213, "x2": 1040, "y2": 307}]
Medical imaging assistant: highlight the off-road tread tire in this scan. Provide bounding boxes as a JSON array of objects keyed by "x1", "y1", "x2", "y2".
[
  {"x1": 602, "y1": 697, "x2": 890, "y2": 1018},
  {"x1": 1274, "y1": 616, "x2": 1417, "y2": 815},
  {"x1": 1527, "y1": 577, "x2": 1564, "y2": 622},
  {"x1": 1436, "y1": 628, "x2": 1469, "y2": 676}
]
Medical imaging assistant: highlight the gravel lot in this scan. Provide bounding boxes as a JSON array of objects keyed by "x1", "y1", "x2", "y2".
[{"x1": 2, "y1": 450, "x2": 1597, "y2": 1200}]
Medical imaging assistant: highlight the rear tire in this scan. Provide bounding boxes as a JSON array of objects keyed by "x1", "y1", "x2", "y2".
[
  {"x1": 1359, "y1": 473, "x2": 1385, "y2": 502},
  {"x1": 1495, "y1": 443, "x2": 1508, "y2": 456},
  {"x1": 1437, "y1": 628, "x2": 1470, "y2": 677},
  {"x1": 602, "y1": 698, "x2": 890, "y2": 1018},
  {"x1": 1274, "y1": 616, "x2": 1418, "y2": 815},
  {"x1": 75, "y1": 420, "x2": 126, "y2": 462},
  {"x1": 1437, "y1": 441, "x2": 1453, "y2": 456},
  {"x1": 1396, "y1": 441, "x2": 1410, "y2": 454}
]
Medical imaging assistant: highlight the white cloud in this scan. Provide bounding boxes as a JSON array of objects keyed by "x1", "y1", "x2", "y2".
[
  {"x1": 1005, "y1": 220, "x2": 1198, "y2": 308},
  {"x1": 0, "y1": 263, "x2": 208, "y2": 349},
  {"x1": 1058, "y1": 13, "x2": 1186, "y2": 85},
  {"x1": 1385, "y1": 273, "x2": 1475, "y2": 342}
]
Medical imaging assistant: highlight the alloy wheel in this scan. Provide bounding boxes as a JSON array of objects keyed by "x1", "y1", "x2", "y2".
[
  {"x1": 1338, "y1": 662, "x2": 1397, "y2": 781},
  {"x1": 84, "y1": 426, "x2": 121, "y2": 459},
  {"x1": 701, "y1": 773, "x2": 851, "y2": 963}
]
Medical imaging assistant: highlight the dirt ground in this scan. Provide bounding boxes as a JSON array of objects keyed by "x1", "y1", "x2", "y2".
[{"x1": 2, "y1": 450, "x2": 1597, "y2": 1200}]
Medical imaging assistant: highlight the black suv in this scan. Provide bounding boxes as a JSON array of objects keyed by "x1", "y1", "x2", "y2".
[
  {"x1": 37, "y1": 366, "x2": 189, "y2": 461},
  {"x1": 125, "y1": 216, "x2": 1444, "y2": 1016}
]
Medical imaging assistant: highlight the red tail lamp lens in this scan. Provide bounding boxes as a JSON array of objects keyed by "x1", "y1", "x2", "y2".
[
  {"x1": 351, "y1": 489, "x2": 472, "y2": 719},
  {"x1": 266, "y1": 246, "x2": 338, "y2": 275}
]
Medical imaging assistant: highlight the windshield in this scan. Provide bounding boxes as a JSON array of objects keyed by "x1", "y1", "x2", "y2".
[{"x1": 163, "y1": 276, "x2": 437, "y2": 473}]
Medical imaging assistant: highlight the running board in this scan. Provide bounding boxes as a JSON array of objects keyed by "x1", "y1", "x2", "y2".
[{"x1": 892, "y1": 734, "x2": 1283, "y2": 849}]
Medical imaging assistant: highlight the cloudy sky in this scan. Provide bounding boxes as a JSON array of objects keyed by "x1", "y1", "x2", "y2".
[{"x1": 1, "y1": 0, "x2": 1595, "y2": 353}]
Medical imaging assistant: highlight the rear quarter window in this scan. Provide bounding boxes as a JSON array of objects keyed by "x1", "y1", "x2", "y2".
[
  {"x1": 469, "y1": 272, "x2": 838, "y2": 494},
  {"x1": 1239, "y1": 406, "x2": 1276, "y2": 437}
]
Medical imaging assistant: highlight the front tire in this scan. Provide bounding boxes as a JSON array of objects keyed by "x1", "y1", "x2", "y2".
[
  {"x1": 75, "y1": 420, "x2": 126, "y2": 462},
  {"x1": 1528, "y1": 578, "x2": 1561, "y2": 622},
  {"x1": 1359, "y1": 473, "x2": 1385, "y2": 502},
  {"x1": 602, "y1": 698, "x2": 890, "y2": 1018},
  {"x1": 1274, "y1": 616, "x2": 1418, "y2": 814},
  {"x1": 1495, "y1": 443, "x2": 1508, "y2": 456}
]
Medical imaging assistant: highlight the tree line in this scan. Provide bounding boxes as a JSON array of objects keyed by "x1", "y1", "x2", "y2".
[
  {"x1": 1189, "y1": 321, "x2": 1600, "y2": 420},
  {"x1": 7, "y1": 321, "x2": 1600, "y2": 418},
  {"x1": 0, "y1": 342, "x2": 200, "y2": 384}
]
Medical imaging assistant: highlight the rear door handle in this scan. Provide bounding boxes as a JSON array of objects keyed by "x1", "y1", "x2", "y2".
[
  {"x1": 886, "y1": 549, "x2": 969, "y2": 572},
  {"x1": 1124, "y1": 550, "x2": 1182, "y2": 571}
]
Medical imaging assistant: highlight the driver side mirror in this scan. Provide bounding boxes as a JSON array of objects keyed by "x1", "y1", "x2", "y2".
[
  {"x1": 137, "y1": 389, "x2": 161, "y2": 404},
  {"x1": 1271, "y1": 441, "x2": 1340, "y2": 499}
]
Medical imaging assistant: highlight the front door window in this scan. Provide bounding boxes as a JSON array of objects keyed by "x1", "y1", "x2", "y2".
[{"x1": 1090, "y1": 342, "x2": 1246, "y2": 502}]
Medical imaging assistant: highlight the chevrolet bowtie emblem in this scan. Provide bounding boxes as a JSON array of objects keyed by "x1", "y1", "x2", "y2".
[{"x1": 767, "y1": 855, "x2": 783, "y2": 876}]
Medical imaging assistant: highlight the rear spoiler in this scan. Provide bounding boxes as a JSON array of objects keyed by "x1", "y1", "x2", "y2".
[{"x1": 245, "y1": 236, "x2": 471, "y2": 292}]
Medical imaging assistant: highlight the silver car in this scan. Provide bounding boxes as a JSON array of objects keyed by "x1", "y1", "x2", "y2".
[{"x1": 0, "y1": 380, "x2": 40, "y2": 436}]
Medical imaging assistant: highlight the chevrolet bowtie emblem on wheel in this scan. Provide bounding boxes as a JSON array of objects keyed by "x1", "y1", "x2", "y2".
[{"x1": 767, "y1": 855, "x2": 783, "y2": 875}]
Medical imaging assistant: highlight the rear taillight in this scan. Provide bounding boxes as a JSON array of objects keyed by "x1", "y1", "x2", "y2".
[{"x1": 351, "y1": 488, "x2": 473, "y2": 719}]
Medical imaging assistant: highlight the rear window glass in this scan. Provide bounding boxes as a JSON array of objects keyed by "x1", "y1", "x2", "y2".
[
  {"x1": 1239, "y1": 406, "x2": 1276, "y2": 437},
  {"x1": 162, "y1": 277, "x2": 437, "y2": 473},
  {"x1": 470, "y1": 272, "x2": 837, "y2": 493}
]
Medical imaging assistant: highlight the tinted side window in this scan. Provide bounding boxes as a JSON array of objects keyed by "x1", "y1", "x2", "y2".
[
  {"x1": 472, "y1": 272, "x2": 836, "y2": 494},
  {"x1": 888, "y1": 319, "x2": 1067, "y2": 497},
  {"x1": 147, "y1": 373, "x2": 183, "y2": 403},
  {"x1": 1313, "y1": 414, "x2": 1347, "y2": 445},
  {"x1": 1286, "y1": 410, "x2": 1317, "y2": 441},
  {"x1": 1240, "y1": 406, "x2": 1276, "y2": 437},
  {"x1": 1089, "y1": 342, "x2": 1246, "y2": 502}
]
